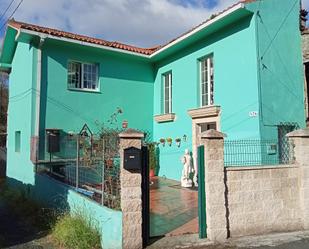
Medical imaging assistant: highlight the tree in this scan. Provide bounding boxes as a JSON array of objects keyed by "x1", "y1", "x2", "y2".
[{"x1": 0, "y1": 72, "x2": 8, "y2": 133}]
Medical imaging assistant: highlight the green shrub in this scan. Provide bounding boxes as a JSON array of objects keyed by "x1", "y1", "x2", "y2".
[
  {"x1": 52, "y1": 213, "x2": 101, "y2": 249},
  {"x1": 148, "y1": 143, "x2": 157, "y2": 171}
]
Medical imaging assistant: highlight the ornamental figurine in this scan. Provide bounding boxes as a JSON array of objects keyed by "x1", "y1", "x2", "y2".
[{"x1": 180, "y1": 149, "x2": 194, "y2": 188}]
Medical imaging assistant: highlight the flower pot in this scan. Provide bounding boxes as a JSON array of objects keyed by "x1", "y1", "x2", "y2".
[
  {"x1": 149, "y1": 169, "x2": 155, "y2": 178},
  {"x1": 106, "y1": 159, "x2": 114, "y2": 168},
  {"x1": 159, "y1": 140, "x2": 165, "y2": 147},
  {"x1": 166, "y1": 138, "x2": 172, "y2": 147}
]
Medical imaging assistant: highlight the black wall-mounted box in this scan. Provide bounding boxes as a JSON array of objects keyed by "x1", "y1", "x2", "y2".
[
  {"x1": 46, "y1": 129, "x2": 60, "y2": 153},
  {"x1": 124, "y1": 147, "x2": 141, "y2": 171}
]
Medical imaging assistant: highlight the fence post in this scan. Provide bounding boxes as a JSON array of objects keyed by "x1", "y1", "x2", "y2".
[
  {"x1": 200, "y1": 129, "x2": 227, "y2": 242},
  {"x1": 76, "y1": 135, "x2": 79, "y2": 189},
  {"x1": 287, "y1": 128, "x2": 309, "y2": 229},
  {"x1": 119, "y1": 129, "x2": 144, "y2": 249}
]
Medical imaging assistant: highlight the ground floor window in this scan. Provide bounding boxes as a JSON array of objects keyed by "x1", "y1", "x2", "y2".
[{"x1": 15, "y1": 131, "x2": 21, "y2": 153}]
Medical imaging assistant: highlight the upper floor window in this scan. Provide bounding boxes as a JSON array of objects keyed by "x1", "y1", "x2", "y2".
[
  {"x1": 200, "y1": 56, "x2": 214, "y2": 106},
  {"x1": 163, "y1": 72, "x2": 172, "y2": 114},
  {"x1": 68, "y1": 61, "x2": 99, "y2": 91}
]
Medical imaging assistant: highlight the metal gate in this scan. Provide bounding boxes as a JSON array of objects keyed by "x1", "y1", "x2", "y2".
[
  {"x1": 198, "y1": 145, "x2": 207, "y2": 238},
  {"x1": 141, "y1": 146, "x2": 150, "y2": 248}
]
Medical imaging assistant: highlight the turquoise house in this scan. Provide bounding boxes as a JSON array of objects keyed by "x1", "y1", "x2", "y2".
[{"x1": 0, "y1": 0, "x2": 306, "y2": 246}]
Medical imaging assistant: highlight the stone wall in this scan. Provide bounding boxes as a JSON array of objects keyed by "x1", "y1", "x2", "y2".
[
  {"x1": 199, "y1": 128, "x2": 309, "y2": 242},
  {"x1": 226, "y1": 166, "x2": 303, "y2": 237},
  {"x1": 302, "y1": 32, "x2": 309, "y2": 62}
]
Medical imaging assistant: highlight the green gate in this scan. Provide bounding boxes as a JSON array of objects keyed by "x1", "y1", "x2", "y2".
[{"x1": 198, "y1": 145, "x2": 207, "y2": 238}]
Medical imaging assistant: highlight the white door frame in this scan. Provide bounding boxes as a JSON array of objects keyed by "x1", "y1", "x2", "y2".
[{"x1": 191, "y1": 116, "x2": 221, "y2": 172}]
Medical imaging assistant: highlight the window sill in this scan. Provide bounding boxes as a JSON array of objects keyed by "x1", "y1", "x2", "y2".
[
  {"x1": 154, "y1": 113, "x2": 176, "y2": 123},
  {"x1": 68, "y1": 88, "x2": 101, "y2": 93},
  {"x1": 187, "y1": 105, "x2": 221, "y2": 119}
]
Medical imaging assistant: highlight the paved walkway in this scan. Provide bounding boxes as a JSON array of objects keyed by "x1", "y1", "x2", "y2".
[
  {"x1": 150, "y1": 177, "x2": 198, "y2": 237},
  {"x1": 0, "y1": 198, "x2": 54, "y2": 249},
  {"x1": 147, "y1": 231, "x2": 309, "y2": 249}
]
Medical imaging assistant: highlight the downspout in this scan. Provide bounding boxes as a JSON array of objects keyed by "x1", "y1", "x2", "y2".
[
  {"x1": 255, "y1": 11, "x2": 264, "y2": 133},
  {"x1": 34, "y1": 37, "x2": 45, "y2": 137}
]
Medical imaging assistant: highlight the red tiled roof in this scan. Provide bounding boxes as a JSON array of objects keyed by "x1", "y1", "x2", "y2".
[
  {"x1": 7, "y1": 0, "x2": 256, "y2": 56},
  {"x1": 8, "y1": 20, "x2": 159, "y2": 55}
]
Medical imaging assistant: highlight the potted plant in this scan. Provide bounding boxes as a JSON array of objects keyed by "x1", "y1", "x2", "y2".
[
  {"x1": 159, "y1": 138, "x2": 166, "y2": 147},
  {"x1": 167, "y1": 137, "x2": 173, "y2": 147},
  {"x1": 148, "y1": 143, "x2": 157, "y2": 178},
  {"x1": 175, "y1": 138, "x2": 181, "y2": 147}
]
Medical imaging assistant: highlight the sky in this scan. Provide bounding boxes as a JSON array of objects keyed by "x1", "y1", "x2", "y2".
[{"x1": 0, "y1": 0, "x2": 309, "y2": 48}]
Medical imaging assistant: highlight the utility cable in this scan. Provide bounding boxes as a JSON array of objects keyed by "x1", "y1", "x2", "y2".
[
  {"x1": 0, "y1": 0, "x2": 24, "y2": 32},
  {"x1": 0, "y1": 0, "x2": 16, "y2": 23}
]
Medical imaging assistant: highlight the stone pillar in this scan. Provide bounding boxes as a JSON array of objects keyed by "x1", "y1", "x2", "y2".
[
  {"x1": 119, "y1": 129, "x2": 144, "y2": 249},
  {"x1": 200, "y1": 129, "x2": 227, "y2": 242},
  {"x1": 287, "y1": 128, "x2": 309, "y2": 229}
]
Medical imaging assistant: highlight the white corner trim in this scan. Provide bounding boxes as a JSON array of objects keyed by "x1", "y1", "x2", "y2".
[
  {"x1": 149, "y1": 3, "x2": 244, "y2": 58},
  {"x1": 34, "y1": 39, "x2": 44, "y2": 136},
  {"x1": 14, "y1": 29, "x2": 21, "y2": 41}
]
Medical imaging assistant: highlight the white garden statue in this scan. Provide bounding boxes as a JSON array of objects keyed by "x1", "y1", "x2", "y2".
[{"x1": 181, "y1": 149, "x2": 194, "y2": 188}]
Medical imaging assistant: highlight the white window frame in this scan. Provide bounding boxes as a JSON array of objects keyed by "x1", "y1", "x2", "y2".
[
  {"x1": 163, "y1": 72, "x2": 172, "y2": 114},
  {"x1": 67, "y1": 61, "x2": 99, "y2": 92},
  {"x1": 200, "y1": 56, "x2": 214, "y2": 107}
]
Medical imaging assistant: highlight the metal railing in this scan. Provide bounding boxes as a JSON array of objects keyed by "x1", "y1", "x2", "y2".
[
  {"x1": 224, "y1": 139, "x2": 294, "y2": 167},
  {"x1": 36, "y1": 133, "x2": 121, "y2": 210}
]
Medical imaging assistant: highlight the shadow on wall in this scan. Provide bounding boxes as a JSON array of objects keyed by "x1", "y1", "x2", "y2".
[
  {"x1": 0, "y1": 176, "x2": 69, "y2": 248},
  {"x1": 6, "y1": 174, "x2": 70, "y2": 211},
  {"x1": 6, "y1": 173, "x2": 122, "y2": 249}
]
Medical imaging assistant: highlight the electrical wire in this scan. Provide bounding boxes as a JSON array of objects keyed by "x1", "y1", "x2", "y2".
[
  {"x1": 256, "y1": 0, "x2": 302, "y2": 127},
  {"x1": 9, "y1": 87, "x2": 100, "y2": 127},
  {"x1": 260, "y1": 0, "x2": 299, "y2": 59},
  {"x1": 0, "y1": 0, "x2": 24, "y2": 32},
  {"x1": 0, "y1": 0, "x2": 16, "y2": 23}
]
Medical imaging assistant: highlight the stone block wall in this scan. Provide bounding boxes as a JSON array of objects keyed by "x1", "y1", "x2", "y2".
[
  {"x1": 226, "y1": 166, "x2": 303, "y2": 237},
  {"x1": 200, "y1": 128, "x2": 309, "y2": 242},
  {"x1": 302, "y1": 32, "x2": 309, "y2": 62}
]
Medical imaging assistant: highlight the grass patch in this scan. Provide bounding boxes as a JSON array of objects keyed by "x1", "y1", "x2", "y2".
[{"x1": 52, "y1": 212, "x2": 101, "y2": 249}]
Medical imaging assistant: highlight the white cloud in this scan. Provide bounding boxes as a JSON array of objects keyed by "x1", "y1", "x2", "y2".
[
  {"x1": 0, "y1": 0, "x2": 236, "y2": 47},
  {"x1": 303, "y1": 0, "x2": 309, "y2": 9},
  {"x1": 0, "y1": 0, "x2": 308, "y2": 48}
]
